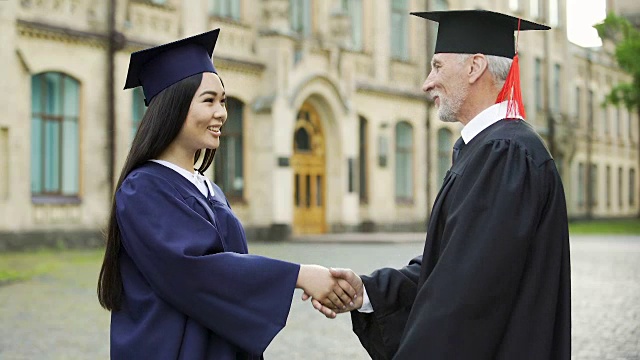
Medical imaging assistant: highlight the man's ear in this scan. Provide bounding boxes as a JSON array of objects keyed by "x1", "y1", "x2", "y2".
[{"x1": 468, "y1": 54, "x2": 488, "y2": 84}]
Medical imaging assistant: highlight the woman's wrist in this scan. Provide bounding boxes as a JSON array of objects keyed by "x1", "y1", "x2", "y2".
[{"x1": 296, "y1": 264, "x2": 308, "y2": 288}]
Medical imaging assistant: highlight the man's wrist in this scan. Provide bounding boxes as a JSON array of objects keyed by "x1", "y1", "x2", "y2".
[{"x1": 357, "y1": 284, "x2": 374, "y2": 313}]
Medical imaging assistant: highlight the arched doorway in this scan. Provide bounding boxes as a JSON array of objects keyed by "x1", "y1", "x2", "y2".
[{"x1": 292, "y1": 101, "x2": 326, "y2": 234}]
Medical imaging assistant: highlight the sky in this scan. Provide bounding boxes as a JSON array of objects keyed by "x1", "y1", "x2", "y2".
[{"x1": 566, "y1": 0, "x2": 607, "y2": 47}]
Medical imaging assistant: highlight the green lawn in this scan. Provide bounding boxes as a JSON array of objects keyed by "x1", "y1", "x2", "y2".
[
  {"x1": 0, "y1": 249, "x2": 103, "y2": 285},
  {"x1": 569, "y1": 219, "x2": 640, "y2": 235}
]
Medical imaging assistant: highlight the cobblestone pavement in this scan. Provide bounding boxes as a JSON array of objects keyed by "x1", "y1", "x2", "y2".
[{"x1": 0, "y1": 235, "x2": 638, "y2": 359}]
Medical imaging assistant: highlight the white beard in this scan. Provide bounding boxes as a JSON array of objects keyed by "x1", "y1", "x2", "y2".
[{"x1": 433, "y1": 85, "x2": 468, "y2": 123}]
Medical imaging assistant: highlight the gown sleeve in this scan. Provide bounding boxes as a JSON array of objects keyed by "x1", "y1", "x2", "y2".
[
  {"x1": 350, "y1": 256, "x2": 422, "y2": 360},
  {"x1": 393, "y1": 139, "x2": 554, "y2": 359},
  {"x1": 115, "y1": 170, "x2": 300, "y2": 355}
]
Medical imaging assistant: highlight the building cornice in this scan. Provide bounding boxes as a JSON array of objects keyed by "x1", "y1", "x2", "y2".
[
  {"x1": 215, "y1": 56, "x2": 266, "y2": 75},
  {"x1": 356, "y1": 82, "x2": 429, "y2": 102},
  {"x1": 17, "y1": 19, "x2": 108, "y2": 48}
]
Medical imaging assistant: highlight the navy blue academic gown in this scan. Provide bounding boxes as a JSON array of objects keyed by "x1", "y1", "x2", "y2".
[
  {"x1": 351, "y1": 119, "x2": 571, "y2": 360},
  {"x1": 111, "y1": 162, "x2": 300, "y2": 360}
]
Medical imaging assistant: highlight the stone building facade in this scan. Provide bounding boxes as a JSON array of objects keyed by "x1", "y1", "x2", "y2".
[{"x1": 0, "y1": 0, "x2": 637, "y2": 248}]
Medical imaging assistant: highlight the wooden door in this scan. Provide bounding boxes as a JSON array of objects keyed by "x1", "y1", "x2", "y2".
[{"x1": 291, "y1": 102, "x2": 326, "y2": 234}]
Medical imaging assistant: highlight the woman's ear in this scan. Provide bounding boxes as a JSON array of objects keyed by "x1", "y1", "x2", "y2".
[{"x1": 468, "y1": 54, "x2": 488, "y2": 84}]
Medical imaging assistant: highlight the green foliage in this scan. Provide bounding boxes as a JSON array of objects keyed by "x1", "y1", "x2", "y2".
[{"x1": 594, "y1": 13, "x2": 640, "y2": 111}]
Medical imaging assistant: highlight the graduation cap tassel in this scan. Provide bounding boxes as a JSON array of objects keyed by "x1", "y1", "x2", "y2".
[{"x1": 495, "y1": 18, "x2": 526, "y2": 119}]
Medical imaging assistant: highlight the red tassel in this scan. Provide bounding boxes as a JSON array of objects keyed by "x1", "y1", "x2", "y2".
[
  {"x1": 495, "y1": 54, "x2": 526, "y2": 119},
  {"x1": 495, "y1": 18, "x2": 525, "y2": 119}
]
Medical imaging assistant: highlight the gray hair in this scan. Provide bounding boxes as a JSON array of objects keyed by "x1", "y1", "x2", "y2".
[
  {"x1": 454, "y1": 54, "x2": 513, "y2": 89},
  {"x1": 486, "y1": 55, "x2": 513, "y2": 89}
]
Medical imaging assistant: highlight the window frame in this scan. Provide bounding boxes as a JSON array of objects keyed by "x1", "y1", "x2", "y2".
[
  {"x1": 210, "y1": 0, "x2": 241, "y2": 21},
  {"x1": 131, "y1": 87, "x2": 146, "y2": 142},
  {"x1": 213, "y1": 97, "x2": 245, "y2": 201},
  {"x1": 552, "y1": 63, "x2": 561, "y2": 112},
  {"x1": 341, "y1": 0, "x2": 364, "y2": 51},
  {"x1": 577, "y1": 162, "x2": 585, "y2": 207},
  {"x1": 290, "y1": 0, "x2": 312, "y2": 36},
  {"x1": 606, "y1": 165, "x2": 611, "y2": 208},
  {"x1": 394, "y1": 121, "x2": 414, "y2": 204},
  {"x1": 437, "y1": 128, "x2": 453, "y2": 186},
  {"x1": 590, "y1": 164, "x2": 598, "y2": 207},
  {"x1": 358, "y1": 115, "x2": 368, "y2": 204},
  {"x1": 390, "y1": 0, "x2": 409, "y2": 61},
  {"x1": 618, "y1": 167, "x2": 624, "y2": 208},
  {"x1": 535, "y1": 58, "x2": 543, "y2": 111},
  {"x1": 629, "y1": 169, "x2": 636, "y2": 207},
  {"x1": 30, "y1": 72, "x2": 81, "y2": 202},
  {"x1": 575, "y1": 87, "x2": 582, "y2": 121}
]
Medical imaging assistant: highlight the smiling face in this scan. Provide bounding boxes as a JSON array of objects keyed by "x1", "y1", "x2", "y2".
[
  {"x1": 423, "y1": 53, "x2": 470, "y2": 123},
  {"x1": 173, "y1": 72, "x2": 227, "y2": 153}
]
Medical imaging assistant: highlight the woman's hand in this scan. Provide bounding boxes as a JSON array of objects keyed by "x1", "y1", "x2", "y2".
[
  {"x1": 296, "y1": 265, "x2": 356, "y2": 312},
  {"x1": 302, "y1": 268, "x2": 364, "y2": 319}
]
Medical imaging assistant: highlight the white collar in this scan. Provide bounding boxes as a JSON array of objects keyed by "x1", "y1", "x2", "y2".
[
  {"x1": 460, "y1": 101, "x2": 523, "y2": 144},
  {"x1": 150, "y1": 159, "x2": 214, "y2": 197}
]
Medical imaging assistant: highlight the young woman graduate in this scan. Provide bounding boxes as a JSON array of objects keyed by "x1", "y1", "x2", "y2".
[{"x1": 97, "y1": 29, "x2": 357, "y2": 360}]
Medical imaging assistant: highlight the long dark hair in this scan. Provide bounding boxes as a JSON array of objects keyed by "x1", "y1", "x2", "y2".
[{"x1": 98, "y1": 73, "x2": 217, "y2": 311}]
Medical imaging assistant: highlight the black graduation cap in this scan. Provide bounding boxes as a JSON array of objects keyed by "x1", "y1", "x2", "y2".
[
  {"x1": 124, "y1": 29, "x2": 220, "y2": 106},
  {"x1": 410, "y1": 10, "x2": 550, "y2": 58}
]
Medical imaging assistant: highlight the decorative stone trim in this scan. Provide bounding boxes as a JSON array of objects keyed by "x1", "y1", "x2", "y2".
[
  {"x1": 215, "y1": 56, "x2": 265, "y2": 75},
  {"x1": 17, "y1": 19, "x2": 108, "y2": 48},
  {"x1": 289, "y1": 74, "x2": 350, "y2": 112},
  {"x1": 356, "y1": 82, "x2": 428, "y2": 101},
  {"x1": 130, "y1": 0, "x2": 176, "y2": 10}
]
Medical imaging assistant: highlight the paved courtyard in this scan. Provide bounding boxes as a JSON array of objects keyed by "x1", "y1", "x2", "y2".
[{"x1": 0, "y1": 234, "x2": 638, "y2": 359}]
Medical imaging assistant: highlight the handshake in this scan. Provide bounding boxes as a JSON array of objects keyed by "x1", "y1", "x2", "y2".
[{"x1": 295, "y1": 265, "x2": 364, "y2": 319}]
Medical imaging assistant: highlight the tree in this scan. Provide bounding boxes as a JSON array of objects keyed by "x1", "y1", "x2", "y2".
[
  {"x1": 594, "y1": 13, "x2": 640, "y2": 216},
  {"x1": 595, "y1": 14, "x2": 640, "y2": 110}
]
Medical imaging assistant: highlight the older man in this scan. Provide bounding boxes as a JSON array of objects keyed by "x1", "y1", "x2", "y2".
[{"x1": 317, "y1": 10, "x2": 571, "y2": 360}]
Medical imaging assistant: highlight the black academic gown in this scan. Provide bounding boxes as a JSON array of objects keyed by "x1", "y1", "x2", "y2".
[
  {"x1": 111, "y1": 162, "x2": 300, "y2": 360},
  {"x1": 351, "y1": 119, "x2": 571, "y2": 360}
]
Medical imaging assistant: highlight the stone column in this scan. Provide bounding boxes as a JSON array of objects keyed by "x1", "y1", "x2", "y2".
[
  {"x1": 0, "y1": 1, "x2": 20, "y2": 231},
  {"x1": 181, "y1": 0, "x2": 208, "y2": 37}
]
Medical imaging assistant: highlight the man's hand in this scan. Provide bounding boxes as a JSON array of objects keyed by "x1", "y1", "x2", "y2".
[
  {"x1": 302, "y1": 268, "x2": 364, "y2": 319},
  {"x1": 296, "y1": 265, "x2": 356, "y2": 312}
]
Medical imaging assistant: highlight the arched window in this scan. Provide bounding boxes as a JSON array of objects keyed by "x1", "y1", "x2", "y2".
[
  {"x1": 294, "y1": 127, "x2": 311, "y2": 151},
  {"x1": 437, "y1": 128, "x2": 453, "y2": 185},
  {"x1": 30, "y1": 72, "x2": 80, "y2": 198},
  {"x1": 358, "y1": 116, "x2": 368, "y2": 203},
  {"x1": 214, "y1": 97, "x2": 244, "y2": 199},
  {"x1": 395, "y1": 121, "x2": 413, "y2": 202}
]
